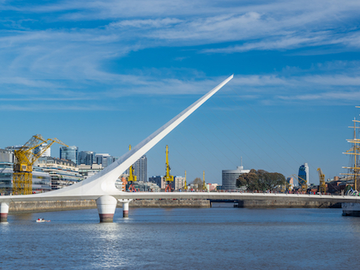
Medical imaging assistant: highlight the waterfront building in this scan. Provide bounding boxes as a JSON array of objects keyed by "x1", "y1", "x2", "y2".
[
  {"x1": 34, "y1": 143, "x2": 51, "y2": 157},
  {"x1": 298, "y1": 163, "x2": 309, "y2": 187},
  {"x1": 0, "y1": 148, "x2": 14, "y2": 164},
  {"x1": 5, "y1": 145, "x2": 23, "y2": 152},
  {"x1": 95, "y1": 153, "x2": 116, "y2": 168},
  {"x1": 149, "y1": 176, "x2": 165, "y2": 189},
  {"x1": 36, "y1": 157, "x2": 83, "y2": 190},
  {"x1": 0, "y1": 168, "x2": 52, "y2": 195},
  {"x1": 208, "y1": 183, "x2": 219, "y2": 191},
  {"x1": 0, "y1": 149, "x2": 51, "y2": 195},
  {"x1": 174, "y1": 176, "x2": 185, "y2": 190},
  {"x1": 78, "y1": 164, "x2": 103, "y2": 179},
  {"x1": 222, "y1": 166, "x2": 250, "y2": 190},
  {"x1": 286, "y1": 177, "x2": 294, "y2": 190},
  {"x1": 127, "y1": 181, "x2": 161, "y2": 192},
  {"x1": 60, "y1": 146, "x2": 78, "y2": 164},
  {"x1": 78, "y1": 151, "x2": 95, "y2": 165},
  {"x1": 148, "y1": 175, "x2": 185, "y2": 190}
]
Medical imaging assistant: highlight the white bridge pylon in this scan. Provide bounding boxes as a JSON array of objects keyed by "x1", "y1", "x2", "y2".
[{"x1": 0, "y1": 75, "x2": 234, "y2": 223}]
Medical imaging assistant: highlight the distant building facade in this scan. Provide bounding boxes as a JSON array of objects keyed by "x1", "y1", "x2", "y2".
[
  {"x1": 78, "y1": 151, "x2": 95, "y2": 165},
  {"x1": 0, "y1": 149, "x2": 51, "y2": 195},
  {"x1": 78, "y1": 164, "x2": 103, "y2": 179},
  {"x1": 222, "y1": 166, "x2": 250, "y2": 190},
  {"x1": 133, "y1": 155, "x2": 147, "y2": 183},
  {"x1": 148, "y1": 175, "x2": 185, "y2": 190},
  {"x1": 60, "y1": 146, "x2": 78, "y2": 164},
  {"x1": 149, "y1": 176, "x2": 165, "y2": 189},
  {"x1": 95, "y1": 153, "x2": 117, "y2": 168},
  {"x1": 0, "y1": 148, "x2": 14, "y2": 164},
  {"x1": 34, "y1": 143, "x2": 51, "y2": 157},
  {"x1": 37, "y1": 157, "x2": 83, "y2": 190},
  {"x1": 127, "y1": 181, "x2": 161, "y2": 192},
  {"x1": 286, "y1": 177, "x2": 294, "y2": 190}
]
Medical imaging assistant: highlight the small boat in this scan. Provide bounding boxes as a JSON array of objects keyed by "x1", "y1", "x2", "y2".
[{"x1": 36, "y1": 218, "x2": 50, "y2": 223}]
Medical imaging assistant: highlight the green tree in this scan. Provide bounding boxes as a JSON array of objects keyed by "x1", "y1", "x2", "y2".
[
  {"x1": 236, "y1": 169, "x2": 286, "y2": 192},
  {"x1": 192, "y1": 177, "x2": 202, "y2": 188}
]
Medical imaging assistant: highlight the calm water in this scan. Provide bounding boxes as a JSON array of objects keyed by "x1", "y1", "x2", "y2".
[{"x1": 1, "y1": 207, "x2": 360, "y2": 269}]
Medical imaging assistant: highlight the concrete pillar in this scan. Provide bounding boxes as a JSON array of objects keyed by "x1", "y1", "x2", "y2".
[
  {"x1": 96, "y1": 195, "x2": 117, "y2": 223},
  {"x1": 118, "y1": 199, "x2": 133, "y2": 218},
  {"x1": 123, "y1": 201, "x2": 129, "y2": 218},
  {"x1": 0, "y1": 202, "x2": 9, "y2": 223}
]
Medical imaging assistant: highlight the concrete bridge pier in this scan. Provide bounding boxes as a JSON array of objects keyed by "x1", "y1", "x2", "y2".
[
  {"x1": 96, "y1": 195, "x2": 117, "y2": 223},
  {"x1": 0, "y1": 202, "x2": 9, "y2": 223},
  {"x1": 119, "y1": 199, "x2": 132, "y2": 218}
]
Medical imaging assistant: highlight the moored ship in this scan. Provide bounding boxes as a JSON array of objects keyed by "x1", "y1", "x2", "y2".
[{"x1": 342, "y1": 108, "x2": 360, "y2": 216}]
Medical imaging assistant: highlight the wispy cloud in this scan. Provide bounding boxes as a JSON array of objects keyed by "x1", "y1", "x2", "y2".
[
  {"x1": 109, "y1": 18, "x2": 182, "y2": 28},
  {"x1": 0, "y1": 0, "x2": 359, "y2": 110}
]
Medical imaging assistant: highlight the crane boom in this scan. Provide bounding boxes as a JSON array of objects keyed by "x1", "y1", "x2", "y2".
[
  {"x1": 13, "y1": 134, "x2": 68, "y2": 195},
  {"x1": 127, "y1": 145, "x2": 137, "y2": 192},
  {"x1": 317, "y1": 168, "x2": 326, "y2": 194},
  {"x1": 202, "y1": 171, "x2": 207, "y2": 191},
  {"x1": 164, "y1": 145, "x2": 174, "y2": 192},
  {"x1": 184, "y1": 170, "x2": 187, "y2": 190}
]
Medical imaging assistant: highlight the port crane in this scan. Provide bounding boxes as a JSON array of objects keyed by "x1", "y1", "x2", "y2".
[
  {"x1": 202, "y1": 171, "x2": 207, "y2": 191},
  {"x1": 290, "y1": 174, "x2": 307, "y2": 192},
  {"x1": 317, "y1": 168, "x2": 326, "y2": 194},
  {"x1": 164, "y1": 145, "x2": 174, "y2": 192},
  {"x1": 12, "y1": 134, "x2": 68, "y2": 195},
  {"x1": 184, "y1": 171, "x2": 187, "y2": 191},
  {"x1": 127, "y1": 145, "x2": 137, "y2": 192}
]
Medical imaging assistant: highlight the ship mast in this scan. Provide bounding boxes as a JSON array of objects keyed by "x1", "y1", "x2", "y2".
[{"x1": 342, "y1": 114, "x2": 360, "y2": 191}]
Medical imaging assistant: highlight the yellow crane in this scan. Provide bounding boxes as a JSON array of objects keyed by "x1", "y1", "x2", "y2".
[
  {"x1": 164, "y1": 145, "x2": 174, "y2": 192},
  {"x1": 202, "y1": 171, "x2": 207, "y2": 191},
  {"x1": 13, "y1": 134, "x2": 68, "y2": 195},
  {"x1": 183, "y1": 171, "x2": 187, "y2": 191},
  {"x1": 317, "y1": 168, "x2": 326, "y2": 194},
  {"x1": 291, "y1": 174, "x2": 307, "y2": 193},
  {"x1": 127, "y1": 145, "x2": 137, "y2": 192}
]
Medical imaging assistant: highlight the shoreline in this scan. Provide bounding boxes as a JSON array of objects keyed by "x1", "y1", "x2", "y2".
[{"x1": 7, "y1": 197, "x2": 342, "y2": 214}]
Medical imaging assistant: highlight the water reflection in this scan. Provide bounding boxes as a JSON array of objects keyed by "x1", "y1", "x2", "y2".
[{"x1": 2, "y1": 208, "x2": 359, "y2": 270}]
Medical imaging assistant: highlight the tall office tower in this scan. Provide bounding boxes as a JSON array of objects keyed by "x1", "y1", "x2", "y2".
[
  {"x1": 60, "y1": 146, "x2": 78, "y2": 164},
  {"x1": 78, "y1": 151, "x2": 95, "y2": 165},
  {"x1": 133, "y1": 155, "x2": 147, "y2": 183},
  {"x1": 298, "y1": 163, "x2": 309, "y2": 187},
  {"x1": 34, "y1": 143, "x2": 51, "y2": 157}
]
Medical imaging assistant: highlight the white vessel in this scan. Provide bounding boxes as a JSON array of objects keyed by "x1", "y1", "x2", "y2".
[
  {"x1": 342, "y1": 110, "x2": 360, "y2": 216},
  {"x1": 36, "y1": 218, "x2": 50, "y2": 223}
]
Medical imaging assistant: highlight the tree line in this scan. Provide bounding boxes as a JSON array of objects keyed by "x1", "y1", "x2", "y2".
[{"x1": 236, "y1": 169, "x2": 286, "y2": 192}]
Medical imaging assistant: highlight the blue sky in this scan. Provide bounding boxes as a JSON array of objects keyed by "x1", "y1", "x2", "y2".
[{"x1": 1, "y1": 0, "x2": 360, "y2": 185}]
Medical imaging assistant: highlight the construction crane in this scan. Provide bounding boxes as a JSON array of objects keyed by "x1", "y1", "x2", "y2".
[
  {"x1": 12, "y1": 134, "x2": 68, "y2": 195},
  {"x1": 127, "y1": 145, "x2": 137, "y2": 192},
  {"x1": 291, "y1": 174, "x2": 308, "y2": 193},
  {"x1": 164, "y1": 145, "x2": 174, "y2": 192},
  {"x1": 202, "y1": 171, "x2": 207, "y2": 191},
  {"x1": 183, "y1": 171, "x2": 187, "y2": 191},
  {"x1": 317, "y1": 168, "x2": 326, "y2": 194}
]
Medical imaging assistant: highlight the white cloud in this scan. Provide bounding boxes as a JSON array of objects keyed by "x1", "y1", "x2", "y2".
[{"x1": 109, "y1": 18, "x2": 182, "y2": 28}]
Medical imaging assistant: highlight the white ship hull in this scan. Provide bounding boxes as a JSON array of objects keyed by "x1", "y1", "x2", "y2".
[{"x1": 342, "y1": 202, "x2": 360, "y2": 216}]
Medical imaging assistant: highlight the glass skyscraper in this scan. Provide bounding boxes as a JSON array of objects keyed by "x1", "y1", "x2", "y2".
[
  {"x1": 60, "y1": 146, "x2": 78, "y2": 164},
  {"x1": 78, "y1": 151, "x2": 95, "y2": 165},
  {"x1": 298, "y1": 163, "x2": 309, "y2": 187}
]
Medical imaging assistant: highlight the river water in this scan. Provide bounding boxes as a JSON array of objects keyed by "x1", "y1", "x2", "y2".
[{"x1": 1, "y1": 207, "x2": 360, "y2": 269}]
